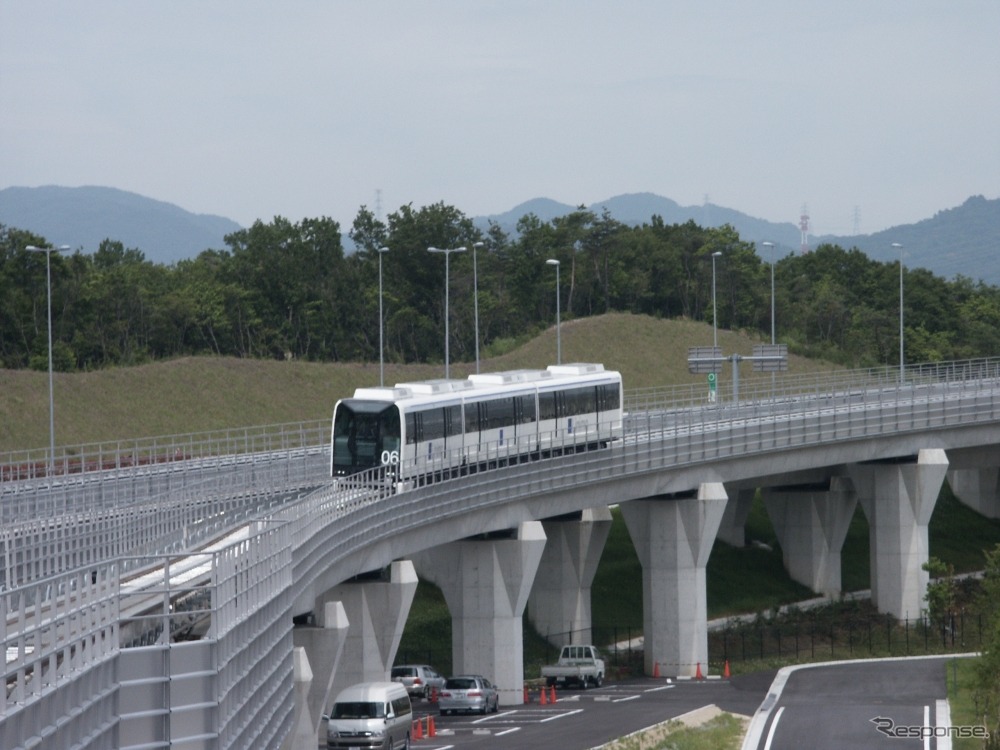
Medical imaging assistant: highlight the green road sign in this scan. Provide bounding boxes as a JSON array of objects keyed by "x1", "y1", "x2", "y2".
[{"x1": 707, "y1": 372, "x2": 717, "y2": 390}]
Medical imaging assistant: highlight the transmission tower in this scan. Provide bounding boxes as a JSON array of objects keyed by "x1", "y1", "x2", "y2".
[{"x1": 799, "y1": 204, "x2": 810, "y2": 254}]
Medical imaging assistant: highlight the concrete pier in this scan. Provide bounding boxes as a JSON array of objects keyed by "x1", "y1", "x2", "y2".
[
  {"x1": 762, "y1": 476, "x2": 857, "y2": 596},
  {"x1": 620, "y1": 482, "x2": 726, "y2": 677},
  {"x1": 412, "y1": 521, "x2": 546, "y2": 706},
  {"x1": 289, "y1": 601, "x2": 349, "y2": 748},
  {"x1": 528, "y1": 507, "x2": 612, "y2": 646},
  {"x1": 848, "y1": 449, "x2": 948, "y2": 620},
  {"x1": 947, "y1": 446, "x2": 1000, "y2": 518},
  {"x1": 316, "y1": 560, "x2": 417, "y2": 701},
  {"x1": 717, "y1": 487, "x2": 754, "y2": 547}
]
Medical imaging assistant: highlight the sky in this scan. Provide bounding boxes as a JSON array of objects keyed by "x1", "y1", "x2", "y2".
[{"x1": 2, "y1": 1, "x2": 998, "y2": 236}]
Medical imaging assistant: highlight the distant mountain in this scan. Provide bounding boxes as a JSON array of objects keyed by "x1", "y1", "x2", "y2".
[
  {"x1": 814, "y1": 195, "x2": 1000, "y2": 285},
  {"x1": 478, "y1": 192, "x2": 805, "y2": 258},
  {"x1": 477, "y1": 192, "x2": 1000, "y2": 286},
  {"x1": 4, "y1": 185, "x2": 997, "y2": 286},
  {"x1": 0, "y1": 186, "x2": 242, "y2": 265}
]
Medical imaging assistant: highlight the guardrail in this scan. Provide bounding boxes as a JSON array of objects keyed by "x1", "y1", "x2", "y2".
[{"x1": 0, "y1": 419, "x2": 330, "y2": 483}]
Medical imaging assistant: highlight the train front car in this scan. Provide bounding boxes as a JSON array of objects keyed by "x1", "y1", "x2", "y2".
[{"x1": 330, "y1": 386, "x2": 406, "y2": 482}]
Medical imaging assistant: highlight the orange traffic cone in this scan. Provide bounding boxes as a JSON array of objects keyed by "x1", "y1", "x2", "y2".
[
  {"x1": 523, "y1": 685, "x2": 529, "y2": 703},
  {"x1": 550, "y1": 685, "x2": 557, "y2": 703},
  {"x1": 413, "y1": 718, "x2": 423, "y2": 740},
  {"x1": 540, "y1": 686, "x2": 548, "y2": 705},
  {"x1": 695, "y1": 662, "x2": 704, "y2": 680},
  {"x1": 653, "y1": 661, "x2": 660, "y2": 678},
  {"x1": 426, "y1": 715, "x2": 436, "y2": 737},
  {"x1": 723, "y1": 660, "x2": 731, "y2": 679}
]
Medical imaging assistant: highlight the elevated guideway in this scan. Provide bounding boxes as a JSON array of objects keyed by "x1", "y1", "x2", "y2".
[{"x1": 2, "y1": 359, "x2": 1000, "y2": 750}]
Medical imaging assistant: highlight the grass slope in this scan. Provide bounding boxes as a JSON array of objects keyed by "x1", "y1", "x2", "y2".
[{"x1": 0, "y1": 313, "x2": 831, "y2": 451}]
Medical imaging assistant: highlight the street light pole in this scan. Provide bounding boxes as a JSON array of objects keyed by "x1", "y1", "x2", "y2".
[
  {"x1": 892, "y1": 242, "x2": 904, "y2": 384},
  {"x1": 427, "y1": 245, "x2": 466, "y2": 379},
  {"x1": 377, "y1": 246, "x2": 389, "y2": 386},
  {"x1": 711, "y1": 251, "x2": 722, "y2": 350},
  {"x1": 472, "y1": 241, "x2": 484, "y2": 373},
  {"x1": 546, "y1": 259, "x2": 561, "y2": 364},
  {"x1": 762, "y1": 241, "x2": 775, "y2": 344},
  {"x1": 26, "y1": 244, "x2": 70, "y2": 474}
]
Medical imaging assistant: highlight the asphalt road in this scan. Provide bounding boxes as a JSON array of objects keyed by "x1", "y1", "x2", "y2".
[
  {"x1": 743, "y1": 656, "x2": 972, "y2": 750},
  {"x1": 398, "y1": 673, "x2": 773, "y2": 750}
]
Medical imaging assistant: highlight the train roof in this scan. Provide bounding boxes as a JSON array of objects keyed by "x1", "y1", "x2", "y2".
[
  {"x1": 469, "y1": 369, "x2": 552, "y2": 385},
  {"x1": 346, "y1": 363, "x2": 617, "y2": 405}
]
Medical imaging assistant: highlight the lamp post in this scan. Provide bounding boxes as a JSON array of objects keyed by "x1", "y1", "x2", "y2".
[
  {"x1": 472, "y1": 241, "x2": 484, "y2": 373},
  {"x1": 427, "y1": 245, "x2": 466, "y2": 379},
  {"x1": 546, "y1": 259, "x2": 561, "y2": 364},
  {"x1": 377, "y1": 246, "x2": 389, "y2": 386},
  {"x1": 711, "y1": 251, "x2": 722, "y2": 350},
  {"x1": 26, "y1": 243, "x2": 70, "y2": 474},
  {"x1": 892, "y1": 242, "x2": 904, "y2": 384},
  {"x1": 761, "y1": 241, "x2": 775, "y2": 344}
]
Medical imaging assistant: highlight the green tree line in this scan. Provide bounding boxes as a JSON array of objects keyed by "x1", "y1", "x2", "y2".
[{"x1": 3, "y1": 202, "x2": 1000, "y2": 372}]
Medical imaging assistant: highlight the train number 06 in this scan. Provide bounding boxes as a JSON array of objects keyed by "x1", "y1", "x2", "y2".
[{"x1": 381, "y1": 450, "x2": 400, "y2": 466}]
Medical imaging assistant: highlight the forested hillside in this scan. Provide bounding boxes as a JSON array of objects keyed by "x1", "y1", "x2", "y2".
[{"x1": 3, "y1": 201, "x2": 999, "y2": 374}]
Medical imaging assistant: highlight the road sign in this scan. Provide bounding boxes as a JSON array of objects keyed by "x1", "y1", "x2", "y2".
[
  {"x1": 688, "y1": 346, "x2": 724, "y2": 374},
  {"x1": 752, "y1": 343, "x2": 788, "y2": 372}
]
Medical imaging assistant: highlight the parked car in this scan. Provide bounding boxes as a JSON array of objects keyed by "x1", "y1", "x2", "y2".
[
  {"x1": 541, "y1": 644, "x2": 605, "y2": 688},
  {"x1": 390, "y1": 664, "x2": 446, "y2": 699},
  {"x1": 324, "y1": 681, "x2": 412, "y2": 750},
  {"x1": 438, "y1": 675, "x2": 500, "y2": 715}
]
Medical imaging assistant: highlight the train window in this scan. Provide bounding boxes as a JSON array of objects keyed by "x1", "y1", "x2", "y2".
[
  {"x1": 597, "y1": 383, "x2": 621, "y2": 411},
  {"x1": 445, "y1": 405, "x2": 462, "y2": 437},
  {"x1": 516, "y1": 394, "x2": 536, "y2": 424},
  {"x1": 405, "y1": 413, "x2": 418, "y2": 444},
  {"x1": 488, "y1": 398, "x2": 515, "y2": 430},
  {"x1": 465, "y1": 401, "x2": 482, "y2": 433},
  {"x1": 422, "y1": 408, "x2": 446, "y2": 441},
  {"x1": 539, "y1": 392, "x2": 557, "y2": 420},
  {"x1": 564, "y1": 386, "x2": 597, "y2": 416}
]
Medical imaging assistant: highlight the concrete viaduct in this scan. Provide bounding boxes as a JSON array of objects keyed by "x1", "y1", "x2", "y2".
[{"x1": 2, "y1": 362, "x2": 1000, "y2": 750}]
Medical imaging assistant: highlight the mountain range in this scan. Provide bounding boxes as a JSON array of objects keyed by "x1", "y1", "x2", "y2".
[{"x1": 2, "y1": 185, "x2": 998, "y2": 285}]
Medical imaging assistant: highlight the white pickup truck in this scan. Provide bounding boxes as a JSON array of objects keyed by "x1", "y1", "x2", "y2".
[{"x1": 540, "y1": 644, "x2": 605, "y2": 689}]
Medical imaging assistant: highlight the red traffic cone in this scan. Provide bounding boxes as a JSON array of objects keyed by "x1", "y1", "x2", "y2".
[
  {"x1": 695, "y1": 662, "x2": 704, "y2": 680},
  {"x1": 523, "y1": 685, "x2": 529, "y2": 703},
  {"x1": 540, "y1": 686, "x2": 548, "y2": 705},
  {"x1": 723, "y1": 660, "x2": 731, "y2": 679},
  {"x1": 550, "y1": 685, "x2": 557, "y2": 703},
  {"x1": 653, "y1": 661, "x2": 660, "y2": 678},
  {"x1": 426, "y1": 715, "x2": 436, "y2": 737},
  {"x1": 413, "y1": 718, "x2": 423, "y2": 740}
]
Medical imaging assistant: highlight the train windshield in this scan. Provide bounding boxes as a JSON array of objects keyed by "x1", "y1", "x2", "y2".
[{"x1": 332, "y1": 400, "x2": 401, "y2": 475}]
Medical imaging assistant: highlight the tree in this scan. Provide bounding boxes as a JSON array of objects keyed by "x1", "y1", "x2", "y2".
[
  {"x1": 922, "y1": 556, "x2": 957, "y2": 635},
  {"x1": 973, "y1": 544, "x2": 1000, "y2": 746},
  {"x1": 224, "y1": 216, "x2": 348, "y2": 360}
]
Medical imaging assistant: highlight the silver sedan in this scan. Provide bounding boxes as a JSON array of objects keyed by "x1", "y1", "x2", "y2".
[{"x1": 437, "y1": 675, "x2": 499, "y2": 715}]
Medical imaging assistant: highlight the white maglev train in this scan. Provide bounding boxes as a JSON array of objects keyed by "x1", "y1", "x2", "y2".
[{"x1": 331, "y1": 363, "x2": 622, "y2": 485}]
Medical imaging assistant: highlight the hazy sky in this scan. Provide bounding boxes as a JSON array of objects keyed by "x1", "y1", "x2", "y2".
[{"x1": 2, "y1": 1, "x2": 997, "y2": 235}]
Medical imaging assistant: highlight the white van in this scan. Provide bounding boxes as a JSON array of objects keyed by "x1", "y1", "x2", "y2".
[{"x1": 326, "y1": 681, "x2": 412, "y2": 750}]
